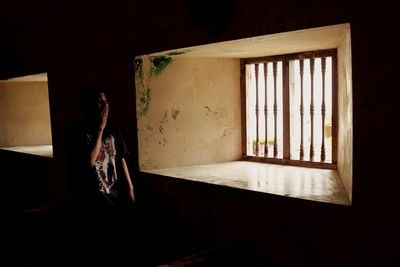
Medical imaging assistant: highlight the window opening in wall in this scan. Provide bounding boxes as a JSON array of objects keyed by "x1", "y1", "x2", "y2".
[
  {"x1": 0, "y1": 73, "x2": 53, "y2": 158},
  {"x1": 136, "y1": 23, "x2": 353, "y2": 205},
  {"x1": 242, "y1": 50, "x2": 337, "y2": 169}
]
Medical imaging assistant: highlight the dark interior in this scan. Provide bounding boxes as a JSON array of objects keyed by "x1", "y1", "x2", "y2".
[{"x1": 1, "y1": 0, "x2": 399, "y2": 266}]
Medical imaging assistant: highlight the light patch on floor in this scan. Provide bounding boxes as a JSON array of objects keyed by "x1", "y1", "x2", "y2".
[{"x1": 145, "y1": 161, "x2": 350, "y2": 205}]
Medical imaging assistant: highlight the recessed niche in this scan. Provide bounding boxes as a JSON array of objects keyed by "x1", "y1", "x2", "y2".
[
  {"x1": 135, "y1": 24, "x2": 352, "y2": 205},
  {"x1": 0, "y1": 73, "x2": 53, "y2": 157}
]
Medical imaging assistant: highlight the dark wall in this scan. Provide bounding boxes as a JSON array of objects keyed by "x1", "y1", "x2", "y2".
[{"x1": 1, "y1": 0, "x2": 399, "y2": 266}]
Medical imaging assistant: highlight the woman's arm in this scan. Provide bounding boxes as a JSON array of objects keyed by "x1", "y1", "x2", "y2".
[
  {"x1": 89, "y1": 104, "x2": 108, "y2": 166},
  {"x1": 89, "y1": 128, "x2": 104, "y2": 166},
  {"x1": 122, "y1": 158, "x2": 135, "y2": 204}
]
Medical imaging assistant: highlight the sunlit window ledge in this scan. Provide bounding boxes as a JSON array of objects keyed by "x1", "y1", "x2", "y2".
[
  {"x1": 0, "y1": 145, "x2": 53, "y2": 158},
  {"x1": 144, "y1": 161, "x2": 350, "y2": 206}
]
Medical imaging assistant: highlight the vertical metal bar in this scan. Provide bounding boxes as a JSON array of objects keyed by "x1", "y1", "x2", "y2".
[
  {"x1": 282, "y1": 60, "x2": 290, "y2": 159},
  {"x1": 264, "y1": 63, "x2": 269, "y2": 157},
  {"x1": 299, "y1": 59, "x2": 304, "y2": 160},
  {"x1": 255, "y1": 64, "x2": 259, "y2": 156},
  {"x1": 321, "y1": 57, "x2": 326, "y2": 162},
  {"x1": 273, "y1": 62, "x2": 278, "y2": 158},
  {"x1": 309, "y1": 58, "x2": 315, "y2": 161}
]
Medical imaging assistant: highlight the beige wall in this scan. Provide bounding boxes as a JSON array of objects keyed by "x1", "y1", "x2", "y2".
[
  {"x1": 136, "y1": 57, "x2": 242, "y2": 170},
  {"x1": 0, "y1": 81, "x2": 52, "y2": 147},
  {"x1": 337, "y1": 29, "x2": 353, "y2": 202}
]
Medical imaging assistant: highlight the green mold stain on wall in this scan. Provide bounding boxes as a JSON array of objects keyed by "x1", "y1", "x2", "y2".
[
  {"x1": 134, "y1": 58, "x2": 144, "y2": 87},
  {"x1": 165, "y1": 49, "x2": 192, "y2": 56},
  {"x1": 135, "y1": 56, "x2": 150, "y2": 118},
  {"x1": 136, "y1": 51, "x2": 181, "y2": 117},
  {"x1": 137, "y1": 86, "x2": 151, "y2": 118},
  {"x1": 150, "y1": 55, "x2": 172, "y2": 76}
]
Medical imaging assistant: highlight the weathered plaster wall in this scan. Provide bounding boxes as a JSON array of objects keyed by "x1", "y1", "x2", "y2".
[
  {"x1": 0, "y1": 81, "x2": 52, "y2": 147},
  {"x1": 337, "y1": 28, "x2": 353, "y2": 201},
  {"x1": 136, "y1": 56, "x2": 241, "y2": 170}
]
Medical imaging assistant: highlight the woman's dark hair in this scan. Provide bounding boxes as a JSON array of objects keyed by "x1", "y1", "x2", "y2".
[{"x1": 79, "y1": 85, "x2": 112, "y2": 112}]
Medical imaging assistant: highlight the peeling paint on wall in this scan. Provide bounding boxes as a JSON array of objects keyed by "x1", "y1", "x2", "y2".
[
  {"x1": 157, "y1": 138, "x2": 168, "y2": 146},
  {"x1": 160, "y1": 110, "x2": 169, "y2": 124},
  {"x1": 171, "y1": 108, "x2": 180, "y2": 120},
  {"x1": 204, "y1": 105, "x2": 227, "y2": 118},
  {"x1": 223, "y1": 127, "x2": 234, "y2": 137}
]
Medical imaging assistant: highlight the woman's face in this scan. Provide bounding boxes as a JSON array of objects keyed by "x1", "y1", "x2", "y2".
[{"x1": 96, "y1": 92, "x2": 108, "y2": 113}]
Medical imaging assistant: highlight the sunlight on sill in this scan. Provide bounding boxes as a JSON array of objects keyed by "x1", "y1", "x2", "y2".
[
  {"x1": 0, "y1": 145, "x2": 53, "y2": 158},
  {"x1": 144, "y1": 161, "x2": 350, "y2": 206}
]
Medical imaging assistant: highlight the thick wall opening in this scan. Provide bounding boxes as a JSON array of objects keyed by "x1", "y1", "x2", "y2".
[
  {"x1": 135, "y1": 24, "x2": 352, "y2": 205},
  {"x1": 0, "y1": 73, "x2": 53, "y2": 157}
]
